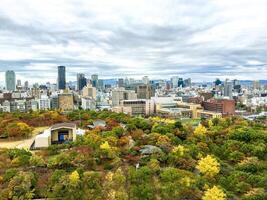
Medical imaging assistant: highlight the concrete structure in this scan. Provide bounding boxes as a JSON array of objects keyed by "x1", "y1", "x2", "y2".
[
  {"x1": 136, "y1": 84, "x2": 155, "y2": 99},
  {"x1": 58, "y1": 93, "x2": 74, "y2": 111},
  {"x1": 38, "y1": 95, "x2": 51, "y2": 110},
  {"x1": 5, "y1": 70, "x2": 16, "y2": 91},
  {"x1": 112, "y1": 88, "x2": 137, "y2": 106},
  {"x1": 202, "y1": 99, "x2": 235, "y2": 116},
  {"x1": 81, "y1": 97, "x2": 96, "y2": 110},
  {"x1": 197, "y1": 110, "x2": 222, "y2": 119},
  {"x1": 121, "y1": 99, "x2": 155, "y2": 116},
  {"x1": 82, "y1": 84, "x2": 97, "y2": 99},
  {"x1": 34, "y1": 123, "x2": 77, "y2": 148}
]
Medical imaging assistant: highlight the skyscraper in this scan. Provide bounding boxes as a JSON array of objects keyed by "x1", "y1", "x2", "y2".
[
  {"x1": 5, "y1": 70, "x2": 16, "y2": 91},
  {"x1": 91, "y1": 74, "x2": 98, "y2": 88},
  {"x1": 224, "y1": 79, "x2": 233, "y2": 99},
  {"x1": 118, "y1": 78, "x2": 124, "y2": 87},
  {"x1": 77, "y1": 73, "x2": 87, "y2": 91},
  {"x1": 57, "y1": 66, "x2": 66, "y2": 90}
]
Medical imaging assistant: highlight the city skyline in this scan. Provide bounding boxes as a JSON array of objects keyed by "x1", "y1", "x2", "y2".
[{"x1": 0, "y1": 0, "x2": 267, "y2": 84}]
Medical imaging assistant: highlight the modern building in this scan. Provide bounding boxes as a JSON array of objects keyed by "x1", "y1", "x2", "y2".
[
  {"x1": 91, "y1": 74, "x2": 98, "y2": 88},
  {"x1": 38, "y1": 95, "x2": 51, "y2": 110},
  {"x1": 81, "y1": 97, "x2": 96, "y2": 110},
  {"x1": 34, "y1": 123, "x2": 79, "y2": 148},
  {"x1": 111, "y1": 88, "x2": 137, "y2": 106},
  {"x1": 202, "y1": 99, "x2": 235, "y2": 116},
  {"x1": 5, "y1": 70, "x2": 16, "y2": 91},
  {"x1": 82, "y1": 84, "x2": 97, "y2": 99},
  {"x1": 57, "y1": 66, "x2": 66, "y2": 90},
  {"x1": 118, "y1": 78, "x2": 124, "y2": 87},
  {"x1": 136, "y1": 84, "x2": 155, "y2": 99},
  {"x1": 77, "y1": 73, "x2": 87, "y2": 91},
  {"x1": 224, "y1": 79, "x2": 233, "y2": 99},
  {"x1": 142, "y1": 76, "x2": 149, "y2": 84},
  {"x1": 120, "y1": 99, "x2": 155, "y2": 116}
]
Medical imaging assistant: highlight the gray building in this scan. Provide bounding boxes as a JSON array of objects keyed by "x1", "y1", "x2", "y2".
[
  {"x1": 77, "y1": 73, "x2": 87, "y2": 91},
  {"x1": 57, "y1": 66, "x2": 66, "y2": 90},
  {"x1": 5, "y1": 70, "x2": 16, "y2": 91},
  {"x1": 224, "y1": 79, "x2": 233, "y2": 99}
]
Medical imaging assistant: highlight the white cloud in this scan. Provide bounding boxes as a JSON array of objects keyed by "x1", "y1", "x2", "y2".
[{"x1": 0, "y1": 0, "x2": 266, "y2": 84}]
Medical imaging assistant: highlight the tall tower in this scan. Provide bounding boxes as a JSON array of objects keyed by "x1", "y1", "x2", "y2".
[
  {"x1": 77, "y1": 73, "x2": 87, "y2": 91},
  {"x1": 57, "y1": 66, "x2": 66, "y2": 90},
  {"x1": 5, "y1": 70, "x2": 16, "y2": 91},
  {"x1": 224, "y1": 79, "x2": 233, "y2": 99},
  {"x1": 91, "y1": 74, "x2": 98, "y2": 88}
]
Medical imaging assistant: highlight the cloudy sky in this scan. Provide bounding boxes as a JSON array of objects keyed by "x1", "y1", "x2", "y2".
[{"x1": 0, "y1": 0, "x2": 267, "y2": 84}]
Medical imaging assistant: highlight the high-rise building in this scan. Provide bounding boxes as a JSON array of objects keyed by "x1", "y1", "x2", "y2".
[
  {"x1": 24, "y1": 81, "x2": 29, "y2": 90},
  {"x1": 98, "y1": 79, "x2": 104, "y2": 90},
  {"x1": 136, "y1": 84, "x2": 155, "y2": 99},
  {"x1": 184, "y1": 78, "x2": 192, "y2": 87},
  {"x1": 224, "y1": 79, "x2": 233, "y2": 98},
  {"x1": 118, "y1": 78, "x2": 124, "y2": 87},
  {"x1": 178, "y1": 78, "x2": 184, "y2": 87},
  {"x1": 5, "y1": 70, "x2": 16, "y2": 91},
  {"x1": 253, "y1": 80, "x2": 261, "y2": 90},
  {"x1": 142, "y1": 76, "x2": 149, "y2": 84},
  {"x1": 171, "y1": 76, "x2": 179, "y2": 88},
  {"x1": 17, "y1": 80, "x2": 21, "y2": 87},
  {"x1": 77, "y1": 73, "x2": 87, "y2": 91},
  {"x1": 111, "y1": 88, "x2": 137, "y2": 106},
  {"x1": 82, "y1": 84, "x2": 97, "y2": 99},
  {"x1": 57, "y1": 66, "x2": 66, "y2": 90},
  {"x1": 91, "y1": 74, "x2": 98, "y2": 88}
]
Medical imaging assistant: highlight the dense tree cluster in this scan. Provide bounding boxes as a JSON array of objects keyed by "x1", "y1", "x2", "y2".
[{"x1": 0, "y1": 111, "x2": 266, "y2": 199}]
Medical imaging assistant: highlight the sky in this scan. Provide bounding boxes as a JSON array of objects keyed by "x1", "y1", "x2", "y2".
[{"x1": 0, "y1": 0, "x2": 267, "y2": 85}]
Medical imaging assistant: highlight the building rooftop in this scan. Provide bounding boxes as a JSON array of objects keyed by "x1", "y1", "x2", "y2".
[{"x1": 50, "y1": 122, "x2": 76, "y2": 130}]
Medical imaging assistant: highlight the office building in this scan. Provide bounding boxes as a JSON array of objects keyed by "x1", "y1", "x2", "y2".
[
  {"x1": 91, "y1": 74, "x2": 98, "y2": 88},
  {"x1": 82, "y1": 84, "x2": 97, "y2": 99},
  {"x1": 38, "y1": 95, "x2": 51, "y2": 110},
  {"x1": 77, "y1": 73, "x2": 87, "y2": 91},
  {"x1": 202, "y1": 99, "x2": 235, "y2": 116},
  {"x1": 136, "y1": 84, "x2": 155, "y2": 99},
  {"x1": 118, "y1": 78, "x2": 124, "y2": 87},
  {"x1": 171, "y1": 76, "x2": 179, "y2": 88},
  {"x1": 224, "y1": 79, "x2": 233, "y2": 98},
  {"x1": 57, "y1": 66, "x2": 66, "y2": 90},
  {"x1": 120, "y1": 99, "x2": 155, "y2": 116},
  {"x1": 111, "y1": 88, "x2": 137, "y2": 106},
  {"x1": 81, "y1": 97, "x2": 96, "y2": 110},
  {"x1": 142, "y1": 76, "x2": 149, "y2": 84},
  {"x1": 5, "y1": 70, "x2": 16, "y2": 91}
]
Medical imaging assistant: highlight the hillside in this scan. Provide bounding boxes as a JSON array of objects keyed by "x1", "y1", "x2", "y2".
[{"x1": 0, "y1": 111, "x2": 266, "y2": 200}]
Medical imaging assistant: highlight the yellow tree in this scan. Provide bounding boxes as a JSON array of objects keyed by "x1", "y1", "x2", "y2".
[
  {"x1": 194, "y1": 124, "x2": 207, "y2": 136},
  {"x1": 202, "y1": 186, "x2": 226, "y2": 200},
  {"x1": 69, "y1": 170, "x2": 80, "y2": 185},
  {"x1": 196, "y1": 155, "x2": 220, "y2": 177}
]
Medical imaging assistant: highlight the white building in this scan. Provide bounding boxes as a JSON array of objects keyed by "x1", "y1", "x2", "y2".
[
  {"x1": 81, "y1": 97, "x2": 96, "y2": 110},
  {"x1": 34, "y1": 123, "x2": 78, "y2": 148},
  {"x1": 38, "y1": 95, "x2": 51, "y2": 110}
]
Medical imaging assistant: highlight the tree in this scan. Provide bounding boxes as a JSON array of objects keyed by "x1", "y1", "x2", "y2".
[
  {"x1": 202, "y1": 186, "x2": 226, "y2": 200},
  {"x1": 194, "y1": 124, "x2": 207, "y2": 136},
  {"x1": 196, "y1": 155, "x2": 220, "y2": 178},
  {"x1": 7, "y1": 171, "x2": 36, "y2": 199}
]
